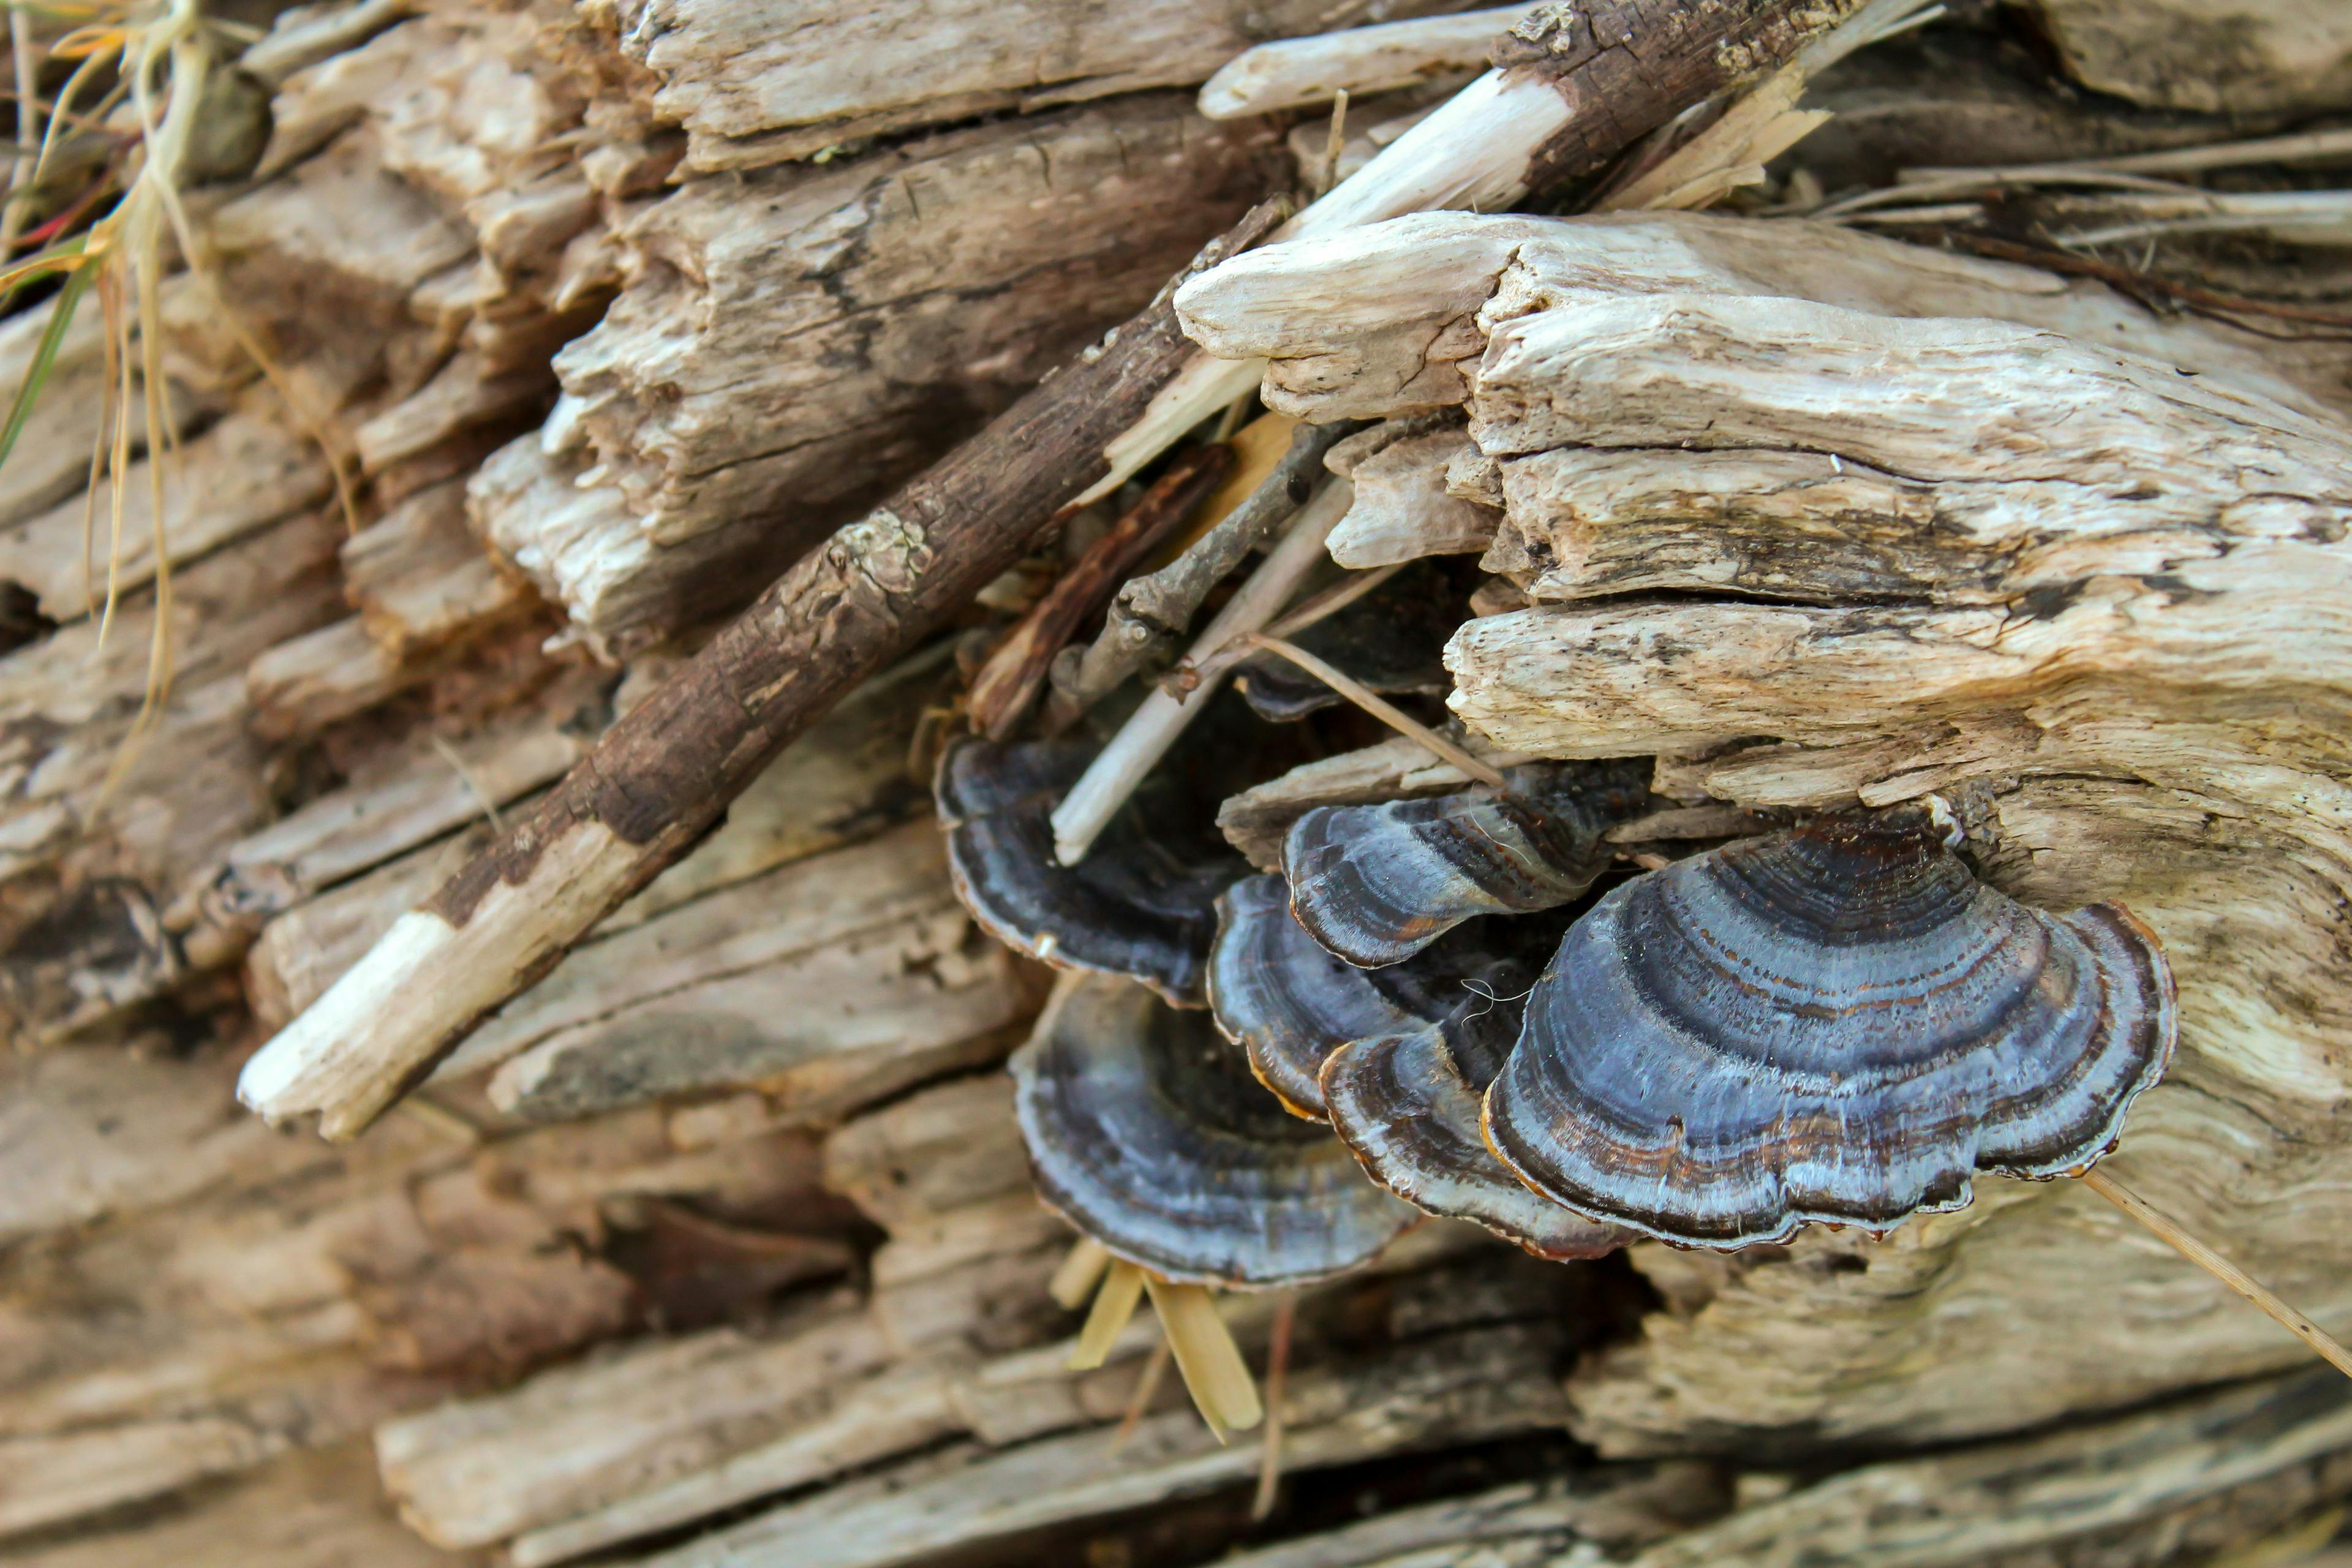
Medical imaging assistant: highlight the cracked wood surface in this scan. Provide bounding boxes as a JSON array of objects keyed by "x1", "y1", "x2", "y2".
[
  {"x1": 1177, "y1": 205, "x2": 2352, "y2": 1455},
  {"x1": 617, "y1": 0, "x2": 1487, "y2": 172},
  {"x1": 489, "y1": 95, "x2": 1285, "y2": 646}
]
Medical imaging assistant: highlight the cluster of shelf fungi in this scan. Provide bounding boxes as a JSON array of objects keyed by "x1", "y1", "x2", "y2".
[{"x1": 938, "y1": 435, "x2": 2231, "y2": 1446}]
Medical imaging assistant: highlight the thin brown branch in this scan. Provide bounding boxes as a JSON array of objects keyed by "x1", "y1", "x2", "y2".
[
  {"x1": 968, "y1": 443, "x2": 1232, "y2": 739},
  {"x1": 1251, "y1": 1292, "x2": 1296, "y2": 1521},
  {"x1": 1923, "y1": 229, "x2": 2352, "y2": 337}
]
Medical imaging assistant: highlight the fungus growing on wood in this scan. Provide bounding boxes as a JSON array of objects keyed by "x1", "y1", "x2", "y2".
[
  {"x1": 1208, "y1": 873, "x2": 1443, "y2": 1118},
  {"x1": 1283, "y1": 760, "x2": 1653, "y2": 967},
  {"x1": 1321, "y1": 952, "x2": 1629, "y2": 1263},
  {"x1": 1017, "y1": 971, "x2": 1420, "y2": 1439},
  {"x1": 1484, "y1": 805, "x2": 2179, "y2": 1250},
  {"x1": 1014, "y1": 971, "x2": 1420, "y2": 1287},
  {"x1": 938, "y1": 737, "x2": 1248, "y2": 1005}
]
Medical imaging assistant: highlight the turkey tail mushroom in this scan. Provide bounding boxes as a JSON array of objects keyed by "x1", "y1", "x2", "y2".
[
  {"x1": 938, "y1": 737, "x2": 1249, "y2": 1005},
  {"x1": 1012, "y1": 971, "x2": 1420, "y2": 1288},
  {"x1": 1283, "y1": 759, "x2": 1654, "y2": 967},
  {"x1": 1322, "y1": 951, "x2": 1630, "y2": 1264},
  {"x1": 1210, "y1": 872, "x2": 1574, "y2": 1121},
  {"x1": 1484, "y1": 805, "x2": 2179, "y2": 1251}
]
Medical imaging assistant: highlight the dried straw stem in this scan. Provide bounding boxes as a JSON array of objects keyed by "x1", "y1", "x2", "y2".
[
  {"x1": 1070, "y1": 1259, "x2": 1146, "y2": 1371},
  {"x1": 1242, "y1": 632, "x2": 1507, "y2": 790},
  {"x1": 2081, "y1": 1167, "x2": 2352, "y2": 1382},
  {"x1": 1049, "y1": 1238, "x2": 1113, "y2": 1311},
  {"x1": 1142, "y1": 1277, "x2": 1264, "y2": 1441}
]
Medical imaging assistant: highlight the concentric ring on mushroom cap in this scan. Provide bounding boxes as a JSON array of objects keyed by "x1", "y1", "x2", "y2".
[
  {"x1": 939, "y1": 737, "x2": 1248, "y2": 1005},
  {"x1": 1013, "y1": 971, "x2": 1421, "y2": 1287},
  {"x1": 1484, "y1": 809, "x2": 2178, "y2": 1251},
  {"x1": 1322, "y1": 956, "x2": 1629, "y2": 1263},
  {"x1": 1283, "y1": 759, "x2": 1653, "y2": 968},
  {"x1": 1210, "y1": 873, "x2": 1489, "y2": 1118}
]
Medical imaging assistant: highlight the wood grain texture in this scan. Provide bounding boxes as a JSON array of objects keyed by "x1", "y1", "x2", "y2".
[
  {"x1": 1178, "y1": 205, "x2": 2352, "y2": 1457},
  {"x1": 499, "y1": 98, "x2": 1285, "y2": 646},
  {"x1": 619, "y1": 0, "x2": 1485, "y2": 171}
]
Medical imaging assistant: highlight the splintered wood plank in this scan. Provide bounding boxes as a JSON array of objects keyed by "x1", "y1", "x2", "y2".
[
  {"x1": 494, "y1": 96, "x2": 1284, "y2": 643},
  {"x1": 627, "y1": 0, "x2": 1480, "y2": 170}
]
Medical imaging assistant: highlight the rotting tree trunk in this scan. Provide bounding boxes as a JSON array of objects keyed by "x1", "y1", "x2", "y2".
[{"x1": 4, "y1": 1, "x2": 2352, "y2": 1566}]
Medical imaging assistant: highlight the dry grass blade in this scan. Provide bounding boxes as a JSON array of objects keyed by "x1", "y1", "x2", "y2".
[
  {"x1": 2081, "y1": 1167, "x2": 2352, "y2": 1382},
  {"x1": 1069, "y1": 1259, "x2": 1146, "y2": 1371},
  {"x1": 1142, "y1": 1276, "x2": 1263, "y2": 1442},
  {"x1": 1242, "y1": 631, "x2": 1507, "y2": 789},
  {"x1": 1049, "y1": 1237, "x2": 1113, "y2": 1311}
]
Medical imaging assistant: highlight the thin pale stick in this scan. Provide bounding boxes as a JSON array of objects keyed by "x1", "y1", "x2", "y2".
[
  {"x1": 1050, "y1": 1237, "x2": 1113, "y2": 1311},
  {"x1": 1251, "y1": 1292, "x2": 1296, "y2": 1521},
  {"x1": 1143, "y1": 1277, "x2": 1264, "y2": 1442},
  {"x1": 2081, "y1": 1167, "x2": 2352, "y2": 1382},
  {"x1": 1907, "y1": 126, "x2": 2352, "y2": 185},
  {"x1": 1321, "y1": 88, "x2": 1351, "y2": 190},
  {"x1": 1070, "y1": 1259, "x2": 1146, "y2": 1371},
  {"x1": 1178, "y1": 561, "x2": 1407, "y2": 693},
  {"x1": 1112, "y1": 1338, "x2": 1172, "y2": 1452},
  {"x1": 1049, "y1": 480, "x2": 1353, "y2": 864},
  {"x1": 1243, "y1": 631, "x2": 1507, "y2": 790}
]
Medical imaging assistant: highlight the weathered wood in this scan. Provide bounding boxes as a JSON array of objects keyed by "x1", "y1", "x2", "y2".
[
  {"x1": 1322, "y1": 415, "x2": 1498, "y2": 567},
  {"x1": 1180, "y1": 205, "x2": 2352, "y2": 1458},
  {"x1": 2022, "y1": 0, "x2": 2352, "y2": 116},
  {"x1": 968, "y1": 443, "x2": 1232, "y2": 739},
  {"x1": 458, "y1": 825, "x2": 1038, "y2": 1122},
  {"x1": 341, "y1": 479, "x2": 533, "y2": 656},
  {"x1": 1, "y1": 1443, "x2": 464, "y2": 1568},
  {"x1": 1175, "y1": 209, "x2": 2352, "y2": 425},
  {"x1": 624, "y1": 1321, "x2": 1571, "y2": 1568},
  {"x1": 620, "y1": 0, "x2": 1482, "y2": 172},
  {"x1": 244, "y1": 647, "x2": 938, "y2": 1030},
  {"x1": 233, "y1": 195, "x2": 1285, "y2": 1139},
  {"x1": 1197, "y1": 8, "x2": 1519, "y2": 119},
  {"x1": 499, "y1": 97, "x2": 1284, "y2": 644},
  {"x1": 1213, "y1": 733, "x2": 1529, "y2": 870}
]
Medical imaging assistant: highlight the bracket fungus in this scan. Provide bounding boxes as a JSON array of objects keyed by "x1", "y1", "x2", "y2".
[
  {"x1": 1012, "y1": 970, "x2": 1420, "y2": 1289},
  {"x1": 1283, "y1": 759, "x2": 1654, "y2": 967},
  {"x1": 1321, "y1": 956, "x2": 1630, "y2": 1264},
  {"x1": 938, "y1": 737, "x2": 1248, "y2": 1005},
  {"x1": 1485, "y1": 807, "x2": 2179, "y2": 1250},
  {"x1": 1209, "y1": 873, "x2": 1461, "y2": 1118}
]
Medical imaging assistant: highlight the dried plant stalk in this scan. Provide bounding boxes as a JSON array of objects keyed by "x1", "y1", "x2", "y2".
[
  {"x1": 2081, "y1": 1168, "x2": 2352, "y2": 1382},
  {"x1": 1143, "y1": 1277, "x2": 1264, "y2": 1441}
]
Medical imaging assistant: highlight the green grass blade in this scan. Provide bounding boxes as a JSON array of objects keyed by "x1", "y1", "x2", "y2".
[{"x1": 0, "y1": 258, "x2": 97, "y2": 472}]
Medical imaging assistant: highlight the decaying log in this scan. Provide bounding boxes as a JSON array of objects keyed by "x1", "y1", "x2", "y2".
[
  {"x1": 7, "y1": 0, "x2": 2351, "y2": 1561},
  {"x1": 3, "y1": 1444, "x2": 463, "y2": 1568},
  {"x1": 1321, "y1": 413, "x2": 1498, "y2": 567},
  {"x1": 243, "y1": 0, "x2": 1875, "y2": 1145},
  {"x1": 1174, "y1": 204, "x2": 2352, "y2": 1456},
  {"x1": 497, "y1": 96, "x2": 1286, "y2": 646},
  {"x1": 2021, "y1": 0, "x2": 2352, "y2": 116}
]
